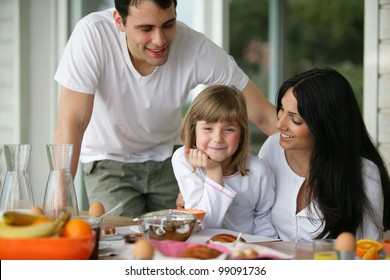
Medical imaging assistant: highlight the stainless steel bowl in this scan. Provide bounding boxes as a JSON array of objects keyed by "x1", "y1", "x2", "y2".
[{"x1": 133, "y1": 209, "x2": 198, "y2": 242}]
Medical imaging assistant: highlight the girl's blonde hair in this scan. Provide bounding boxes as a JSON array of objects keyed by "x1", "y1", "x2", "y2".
[{"x1": 180, "y1": 85, "x2": 250, "y2": 175}]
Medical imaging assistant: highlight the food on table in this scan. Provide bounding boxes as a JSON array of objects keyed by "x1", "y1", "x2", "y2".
[
  {"x1": 88, "y1": 201, "x2": 106, "y2": 217},
  {"x1": 135, "y1": 209, "x2": 198, "y2": 241},
  {"x1": 124, "y1": 233, "x2": 145, "y2": 243},
  {"x1": 356, "y1": 239, "x2": 382, "y2": 260},
  {"x1": 2, "y1": 210, "x2": 53, "y2": 226},
  {"x1": 382, "y1": 239, "x2": 390, "y2": 256},
  {"x1": 60, "y1": 218, "x2": 93, "y2": 238},
  {"x1": 132, "y1": 239, "x2": 155, "y2": 260},
  {"x1": 179, "y1": 245, "x2": 223, "y2": 259},
  {"x1": 0, "y1": 211, "x2": 70, "y2": 238},
  {"x1": 101, "y1": 226, "x2": 116, "y2": 235},
  {"x1": 230, "y1": 248, "x2": 258, "y2": 259},
  {"x1": 30, "y1": 206, "x2": 45, "y2": 215},
  {"x1": 206, "y1": 233, "x2": 246, "y2": 243},
  {"x1": 335, "y1": 232, "x2": 356, "y2": 251},
  {"x1": 31, "y1": 217, "x2": 53, "y2": 225},
  {"x1": 175, "y1": 208, "x2": 206, "y2": 220}
]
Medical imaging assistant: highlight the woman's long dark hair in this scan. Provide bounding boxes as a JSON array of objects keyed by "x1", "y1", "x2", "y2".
[{"x1": 276, "y1": 67, "x2": 390, "y2": 238}]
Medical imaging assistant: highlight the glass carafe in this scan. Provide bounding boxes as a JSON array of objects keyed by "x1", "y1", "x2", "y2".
[
  {"x1": 0, "y1": 144, "x2": 34, "y2": 213},
  {"x1": 43, "y1": 144, "x2": 79, "y2": 218}
]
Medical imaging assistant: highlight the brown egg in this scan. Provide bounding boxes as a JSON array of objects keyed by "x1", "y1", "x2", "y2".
[
  {"x1": 88, "y1": 201, "x2": 106, "y2": 217},
  {"x1": 335, "y1": 232, "x2": 356, "y2": 251},
  {"x1": 132, "y1": 239, "x2": 155, "y2": 260},
  {"x1": 30, "y1": 206, "x2": 44, "y2": 215}
]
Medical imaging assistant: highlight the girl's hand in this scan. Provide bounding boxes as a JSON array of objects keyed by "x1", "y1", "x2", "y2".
[
  {"x1": 187, "y1": 148, "x2": 220, "y2": 169},
  {"x1": 186, "y1": 147, "x2": 223, "y2": 185}
]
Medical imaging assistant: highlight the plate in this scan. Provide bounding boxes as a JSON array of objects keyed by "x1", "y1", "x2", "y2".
[
  {"x1": 99, "y1": 241, "x2": 111, "y2": 250},
  {"x1": 98, "y1": 239, "x2": 126, "y2": 257},
  {"x1": 0, "y1": 235, "x2": 95, "y2": 260},
  {"x1": 100, "y1": 225, "x2": 140, "y2": 241}
]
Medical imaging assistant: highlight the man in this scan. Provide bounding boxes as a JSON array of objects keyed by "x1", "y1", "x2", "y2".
[{"x1": 53, "y1": 0, "x2": 276, "y2": 217}]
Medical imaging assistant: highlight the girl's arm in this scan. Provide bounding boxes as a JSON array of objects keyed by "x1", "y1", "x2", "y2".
[{"x1": 172, "y1": 147, "x2": 236, "y2": 229}]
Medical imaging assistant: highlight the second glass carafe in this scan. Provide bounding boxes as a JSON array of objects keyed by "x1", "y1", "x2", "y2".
[{"x1": 43, "y1": 144, "x2": 79, "y2": 218}]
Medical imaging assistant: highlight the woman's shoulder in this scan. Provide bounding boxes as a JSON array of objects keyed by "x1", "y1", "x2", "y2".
[
  {"x1": 258, "y1": 133, "x2": 282, "y2": 158},
  {"x1": 264, "y1": 133, "x2": 280, "y2": 145},
  {"x1": 361, "y1": 157, "x2": 381, "y2": 179},
  {"x1": 247, "y1": 154, "x2": 273, "y2": 172}
]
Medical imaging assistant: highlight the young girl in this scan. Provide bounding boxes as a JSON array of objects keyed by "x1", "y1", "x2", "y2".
[
  {"x1": 259, "y1": 68, "x2": 390, "y2": 243},
  {"x1": 172, "y1": 85, "x2": 277, "y2": 237}
]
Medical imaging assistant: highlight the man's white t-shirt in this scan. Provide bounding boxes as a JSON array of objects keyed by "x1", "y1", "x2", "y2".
[{"x1": 54, "y1": 8, "x2": 249, "y2": 164}]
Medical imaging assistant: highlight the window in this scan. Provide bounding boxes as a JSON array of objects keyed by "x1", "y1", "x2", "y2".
[{"x1": 229, "y1": 0, "x2": 364, "y2": 153}]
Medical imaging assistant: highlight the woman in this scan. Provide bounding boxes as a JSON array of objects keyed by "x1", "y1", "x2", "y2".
[{"x1": 259, "y1": 67, "x2": 390, "y2": 243}]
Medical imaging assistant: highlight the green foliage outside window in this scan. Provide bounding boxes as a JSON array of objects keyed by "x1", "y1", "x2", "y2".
[{"x1": 229, "y1": 0, "x2": 364, "y2": 110}]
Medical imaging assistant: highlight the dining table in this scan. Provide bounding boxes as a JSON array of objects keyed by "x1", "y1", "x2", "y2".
[{"x1": 101, "y1": 214, "x2": 314, "y2": 260}]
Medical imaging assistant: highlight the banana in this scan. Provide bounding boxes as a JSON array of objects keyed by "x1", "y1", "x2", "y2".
[
  {"x1": 0, "y1": 220, "x2": 60, "y2": 238},
  {"x1": 2, "y1": 211, "x2": 52, "y2": 226},
  {"x1": 0, "y1": 211, "x2": 70, "y2": 239}
]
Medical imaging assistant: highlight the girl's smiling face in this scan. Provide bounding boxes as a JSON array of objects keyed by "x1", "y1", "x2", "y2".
[{"x1": 195, "y1": 120, "x2": 241, "y2": 163}]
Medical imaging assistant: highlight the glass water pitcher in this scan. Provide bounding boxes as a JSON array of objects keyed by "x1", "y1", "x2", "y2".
[
  {"x1": 43, "y1": 144, "x2": 79, "y2": 218},
  {"x1": 0, "y1": 144, "x2": 34, "y2": 213}
]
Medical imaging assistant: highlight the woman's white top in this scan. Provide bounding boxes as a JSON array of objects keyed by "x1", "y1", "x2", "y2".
[
  {"x1": 259, "y1": 133, "x2": 384, "y2": 243},
  {"x1": 172, "y1": 146, "x2": 278, "y2": 237}
]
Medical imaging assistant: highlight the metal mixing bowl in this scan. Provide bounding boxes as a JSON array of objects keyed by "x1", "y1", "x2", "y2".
[{"x1": 133, "y1": 209, "x2": 198, "y2": 242}]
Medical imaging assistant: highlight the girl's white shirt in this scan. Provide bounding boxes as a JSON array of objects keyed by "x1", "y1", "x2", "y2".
[
  {"x1": 259, "y1": 133, "x2": 384, "y2": 243},
  {"x1": 172, "y1": 146, "x2": 278, "y2": 238}
]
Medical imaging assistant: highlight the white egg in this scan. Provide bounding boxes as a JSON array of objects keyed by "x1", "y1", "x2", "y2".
[
  {"x1": 132, "y1": 239, "x2": 154, "y2": 260},
  {"x1": 335, "y1": 232, "x2": 356, "y2": 251},
  {"x1": 88, "y1": 201, "x2": 106, "y2": 217}
]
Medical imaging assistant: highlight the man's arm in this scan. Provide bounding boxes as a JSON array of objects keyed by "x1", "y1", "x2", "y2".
[
  {"x1": 53, "y1": 86, "x2": 94, "y2": 178},
  {"x1": 242, "y1": 79, "x2": 277, "y2": 136}
]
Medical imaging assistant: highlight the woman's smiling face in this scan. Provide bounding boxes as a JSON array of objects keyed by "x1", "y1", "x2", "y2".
[{"x1": 276, "y1": 88, "x2": 314, "y2": 152}]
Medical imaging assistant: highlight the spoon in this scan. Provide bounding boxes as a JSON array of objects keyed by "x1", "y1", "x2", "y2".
[{"x1": 99, "y1": 202, "x2": 123, "y2": 219}]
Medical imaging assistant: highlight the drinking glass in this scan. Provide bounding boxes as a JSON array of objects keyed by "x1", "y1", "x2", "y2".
[
  {"x1": 0, "y1": 144, "x2": 34, "y2": 213},
  {"x1": 313, "y1": 238, "x2": 337, "y2": 260},
  {"x1": 43, "y1": 144, "x2": 79, "y2": 218}
]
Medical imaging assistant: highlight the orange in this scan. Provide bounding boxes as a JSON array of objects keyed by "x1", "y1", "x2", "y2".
[
  {"x1": 32, "y1": 217, "x2": 53, "y2": 225},
  {"x1": 356, "y1": 239, "x2": 382, "y2": 260},
  {"x1": 362, "y1": 246, "x2": 378, "y2": 260},
  {"x1": 60, "y1": 219, "x2": 93, "y2": 238}
]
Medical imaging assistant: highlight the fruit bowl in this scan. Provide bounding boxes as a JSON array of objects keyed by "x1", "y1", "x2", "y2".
[
  {"x1": 176, "y1": 208, "x2": 206, "y2": 221},
  {"x1": 134, "y1": 209, "x2": 198, "y2": 242},
  {"x1": 0, "y1": 235, "x2": 95, "y2": 260}
]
